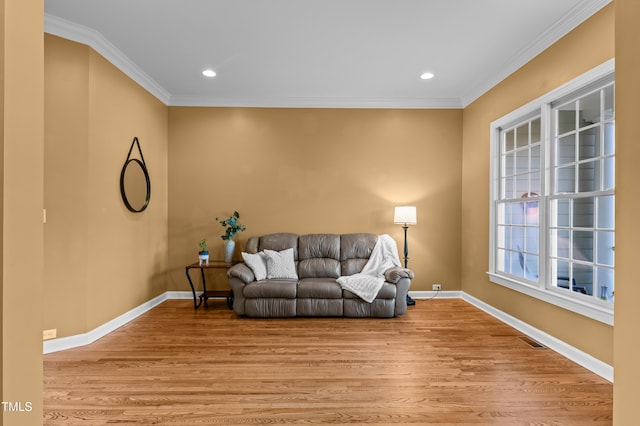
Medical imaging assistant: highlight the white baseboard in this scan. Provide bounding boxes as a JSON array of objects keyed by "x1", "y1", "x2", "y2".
[
  {"x1": 165, "y1": 291, "x2": 194, "y2": 299},
  {"x1": 43, "y1": 292, "x2": 169, "y2": 354},
  {"x1": 410, "y1": 290, "x2": 463, "y2": 299},
  {"x1": 43, "y1": 289, "x2": 614, "y2": 382}
]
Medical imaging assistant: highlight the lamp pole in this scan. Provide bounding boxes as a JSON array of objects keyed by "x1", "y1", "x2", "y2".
[{"x1": 402, "y1": 223, "x2": 409, "y2": 268}]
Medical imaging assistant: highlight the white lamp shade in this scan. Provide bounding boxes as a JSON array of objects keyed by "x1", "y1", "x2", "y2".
[{"x1": 394, "y1": 206, "x2": 417, "y2": 225}]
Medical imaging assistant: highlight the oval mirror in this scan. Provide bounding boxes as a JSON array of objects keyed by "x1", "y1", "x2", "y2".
[{"x1": 120, "y1": 158, "x2": 150, "y2": 212}]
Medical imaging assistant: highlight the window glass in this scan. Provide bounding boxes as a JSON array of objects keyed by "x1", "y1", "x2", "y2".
[
  {"x1": 504, "y1": 152, "x2": 514, "y2": 176},
  {"x1": 573, "y1": 263, "x2": 594, "y2": 296},
  {"x1": 515, "y1": 174, "x2": 529, "y2": 196},
  {"x1": 573, "y1": 230, "x2": 594, "y2": 262},
  {"x1": 603, "y1": 85, "x2": 614, "y2": 119},
  {"x1": 557, "y1": 134, "x2": 575, "y2": 165},
  {"x1": 531, "y1": 118, "x2": 541, "y2": 143},
  {"x1": 558, "y1": 199, "x2": 571, "y2": 227},
  {"x1": 558, "y1": 106, "x2": 576, "y2": 134},
  {"x1": 505, "y1": 130, "x2": 515, "y2": 151},
  {"x1": 604, "y1": 123, "x2": 614, "y2": 156},
  {"x1": 525, "y1": 228, "x2": 539, "y2": 253},
  {"x1": 578, "y1": 161, "x2": 599, "y2": 193},
  {"x1": 579, "y1": 92, "x2": 601, "y2": 127},
  {"x1": 516, "y1": 124, "x2": 529, "y2": 148},
  {"x1": 530, "y1": 172, "x2": 541, "y2": 194},
  {"x1": 573, "y1": 197, "x2": 594, "y2": 228},
  {"x1": 603, "y1": 157, "x2": 615, "y2": 190},
  {"x1": 554, "y1": 229, "x2": 571, "y2": 258},
  {"x1": 597, "y1": 195, "x2": 614, "y2": 229},
  {"x1": 516, "y1": 149, "x2": 529, "y2": 174},
  {"x1": 596, "y1": 231, "x2": 615, "y2": 266},
  {"x1": 556, "y1": 166, "x2": 575, "y2": 193},
  {"x1": 579, "y1": 127, "x2": 600, "y2": 160},
  {"x1": 531, "y1": 145, "x2": 541, "y2": 171}
]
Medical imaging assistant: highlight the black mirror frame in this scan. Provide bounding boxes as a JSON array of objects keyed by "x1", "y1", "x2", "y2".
[{"x1": 120, "y1": 137, "x2": 151, "y2": 213}]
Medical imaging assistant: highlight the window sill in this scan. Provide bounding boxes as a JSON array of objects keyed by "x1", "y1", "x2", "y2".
[{"x1": 487, "y1": 272, "x2": 614, "y2": 326}]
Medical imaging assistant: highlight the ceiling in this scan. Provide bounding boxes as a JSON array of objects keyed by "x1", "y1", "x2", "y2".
[{"x1": 44, "y1": 0, "x2": 611, "y2": 108}]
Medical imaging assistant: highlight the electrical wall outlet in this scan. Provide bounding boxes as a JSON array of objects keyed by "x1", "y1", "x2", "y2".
[
  {"x1": 43, "y1": 329, "x2": 57, "y2": 340},
  {"x1": 432, "y1": 284, "x2": 442, "y2": 291}
]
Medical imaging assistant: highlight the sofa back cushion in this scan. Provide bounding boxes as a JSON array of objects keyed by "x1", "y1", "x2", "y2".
[
  {"x1": 245, "y1": 233, "x2": 299, "y2": 258},
  {"x1": 340, "y1": 233, "x2": 377, "y2": 276},
  {"x1": 298, "y1": 234, "x2": 340, "y2": 278}
]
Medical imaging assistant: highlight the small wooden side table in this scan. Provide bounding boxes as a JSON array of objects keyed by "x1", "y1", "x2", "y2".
[{"x1": 185, "y1": 260, "x2": 239, "y2": 309}]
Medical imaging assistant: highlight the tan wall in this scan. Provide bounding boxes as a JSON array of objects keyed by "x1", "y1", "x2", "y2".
[
  {"x1": 44, "y1": 34, "x2": 169, "y2": 336},
  {"x1": 2, "y1": 0, "x2": 45, "y2": 424},
  {"x1": 44, "y1": 35, "x2": 90, "y2": 337},
  {"x1": 461, "y1": 5, "x2": 614, "y2": 365},
  {"x1": 614, "y1": 0, "x2": 640, "y2": 423},
  {"x1": 168, "y1": 107, "x2": 462, "y2": 293}
]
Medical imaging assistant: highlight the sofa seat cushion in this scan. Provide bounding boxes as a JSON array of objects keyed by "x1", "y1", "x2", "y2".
[
  {"x1": 297, "y1": 278, "x2": 342, "y2": 299},
  {"x1": 297, "y1": 298, "x2": 343, "y2": 317},
  {"x1": 344, "y1": 298, "x2": 395, "y2": 318},
  {"x1": 343, "y1": 282, "x2": 396, "y2": 300},
  {"x1": 243, "y1": 280, "x2": 298, "y2": 299},
  {"x1": 246, "y1": 299, "x2": 296, "y2": 317}
]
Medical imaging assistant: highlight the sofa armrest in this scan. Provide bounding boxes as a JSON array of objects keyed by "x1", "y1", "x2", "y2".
[
  {"x1": 227, "y1": 263, "x2": 255, "y2": 284},
  {"x1": 384, "y1": 267, "x2": 415, "y2": 284}
]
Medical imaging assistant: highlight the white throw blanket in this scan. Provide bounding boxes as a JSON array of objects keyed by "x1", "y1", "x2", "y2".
[{"x1": 336, "y1": 234, "x2": 401, "y2": 303}]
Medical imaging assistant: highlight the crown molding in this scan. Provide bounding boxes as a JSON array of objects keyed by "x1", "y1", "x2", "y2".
[
  {"x1": 44, "y1": 13, "x2": 171, "y2": 105},
  {"x1": 168, "y1": 95, "x2": 463, "y2": 109},
  {"x1": 461, "y1": 0, "x2": 612, "y2": 107}
]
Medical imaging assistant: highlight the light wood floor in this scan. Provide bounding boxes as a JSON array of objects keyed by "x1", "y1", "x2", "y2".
[{"x1": 43, "y1": 298, "x2": 612, "y2": 425}]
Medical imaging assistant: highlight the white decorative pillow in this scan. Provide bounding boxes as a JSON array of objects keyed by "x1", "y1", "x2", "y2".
[
  {"x1": 264, "y1": 248, "x2": 298, "y2": 279},
  {"x1": 241, "y1": 251, "x2": 268, "y2": 281}
]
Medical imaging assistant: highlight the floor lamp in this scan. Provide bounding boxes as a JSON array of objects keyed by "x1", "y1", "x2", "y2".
[{"x1": 394, "y1": 206, "x2": 417, "y2": 306}]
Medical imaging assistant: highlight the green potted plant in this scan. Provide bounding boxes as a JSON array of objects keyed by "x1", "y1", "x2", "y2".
[
  {"x1": 198, "y1": 239, "x2": 209, "y2": 266},
  {"x1": 216, "y1": 211, "x2": 246, "y2": 263}
]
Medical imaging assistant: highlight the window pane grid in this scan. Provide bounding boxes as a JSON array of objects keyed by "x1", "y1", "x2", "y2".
[
  {"x1": 496, "y1": 115, "x2": 541, "y2": 282},
  {"x1": 499, "y1": 117, "x2": 542, "y2": 202},
  {"x1": 549, "y1": 82, "x2": 615, "y2": 302}
]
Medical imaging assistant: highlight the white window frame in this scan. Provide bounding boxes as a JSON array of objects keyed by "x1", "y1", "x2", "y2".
[{"x1": 488, "y1": 59, "x2": 614, "y2": 326}]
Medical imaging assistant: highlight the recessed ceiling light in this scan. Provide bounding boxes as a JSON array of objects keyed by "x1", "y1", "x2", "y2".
[
  {"x1": 420, "y1": 72, "x2": 435, "y2": 80},
  {"x1": 202, "y1": 69, "x2": 216, "y2": 78}
]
